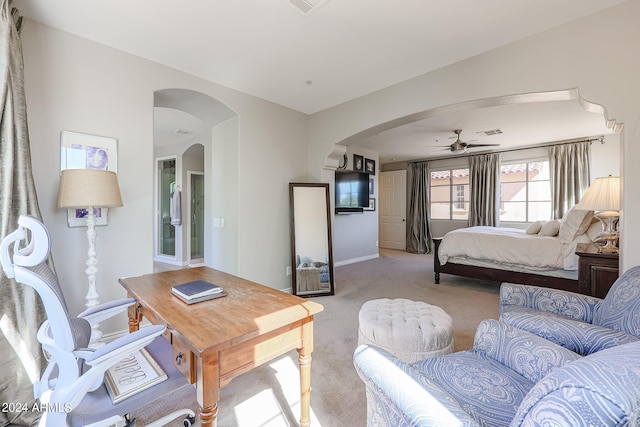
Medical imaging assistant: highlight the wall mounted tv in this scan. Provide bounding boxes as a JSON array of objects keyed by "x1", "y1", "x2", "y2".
[{"x1": 335, "y1": 171, "x2": 369, "y2": 214}]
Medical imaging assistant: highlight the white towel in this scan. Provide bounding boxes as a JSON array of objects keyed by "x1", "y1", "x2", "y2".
[{"x1": 171, "y1": 190, "x2": 181, "y2": 225}]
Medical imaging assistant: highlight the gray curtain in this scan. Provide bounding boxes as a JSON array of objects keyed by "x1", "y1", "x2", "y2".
[
  {"x1": 549, "y1": 141, "x2": 591, "y2": 219},
  {"x1": 1, "y1": 2, "x2": 47, "y2": 425},
  {"x1": 468, "y1": 153, "x2": 500, "y2": 227},
  {"x1": 406, "y1": 162, "x2": 432, "y2": 254}
]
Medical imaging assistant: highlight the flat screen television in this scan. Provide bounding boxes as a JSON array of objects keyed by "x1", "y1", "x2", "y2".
[{"x1": 335, "y1": 171, "x2": 369, "y2": 214}]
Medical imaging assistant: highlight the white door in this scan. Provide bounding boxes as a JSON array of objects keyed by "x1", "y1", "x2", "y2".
[{"x1": 379, "y1": 170, "x2": 407, "y2": 250}]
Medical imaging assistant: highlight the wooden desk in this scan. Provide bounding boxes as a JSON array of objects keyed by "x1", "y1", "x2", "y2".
[{"x1": 119, "y1": 267, "x2": 324, "y2": 427}]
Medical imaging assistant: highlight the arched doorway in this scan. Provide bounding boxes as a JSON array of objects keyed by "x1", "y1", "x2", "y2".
[{"x1": 153, "y1": 89, "x2": 237, "y2": 268}]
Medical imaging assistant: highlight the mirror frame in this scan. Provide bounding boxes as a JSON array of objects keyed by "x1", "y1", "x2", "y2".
[{"x1": 289, "y1": 182, "x2": 335, "y2": 297}]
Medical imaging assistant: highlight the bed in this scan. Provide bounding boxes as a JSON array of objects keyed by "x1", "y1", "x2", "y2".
[
  {"x1": 433, "y1": 208, "x2": 602, "y2": 294},
  {"x1": 296, "y1": 255, "x2": 330, "y2": 293}
]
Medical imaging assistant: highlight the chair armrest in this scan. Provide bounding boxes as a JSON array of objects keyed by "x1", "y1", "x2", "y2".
[
  {"x1": 473, "y1": 319, "x2": 581, "y2": 383},
  {"x1": 353, "y1": 345, "x2": 480, "y2": 426},
  {"x1": 77, "y1": 297, "x2": 137, "y2": 325},
  {"x1": 85, "y1": 324, "x2": 165, "y2": 365},
  {"x1": 500, "y1": 310, "x2": 639, "y2": 355},
  {"x1": 51, "y1": 326, "x2": 166, "y2": 411},
  {"x1": 500, "y1": 283, "x2": 602, "y2": 323}
]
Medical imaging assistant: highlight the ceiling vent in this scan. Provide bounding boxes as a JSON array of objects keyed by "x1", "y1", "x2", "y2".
[
  {"x1": 289, "y1": 0, "x2": 331, "y2": 15},
  {"x1": 477, "y1": 129, "x2": 503, "y2": 137}
]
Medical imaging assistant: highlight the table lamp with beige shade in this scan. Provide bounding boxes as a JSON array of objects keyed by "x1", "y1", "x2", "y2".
[
  {"x1": 57, "y1": 169, "x2": 123, "y2": 345},
  {"x1": 575, "y1": 175, "x2": 620, "y2": 254}
]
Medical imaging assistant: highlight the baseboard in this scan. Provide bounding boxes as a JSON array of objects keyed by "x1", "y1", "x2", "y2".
[{"x1": 334, "y1": 253, "x2": 379, "y2": 267}]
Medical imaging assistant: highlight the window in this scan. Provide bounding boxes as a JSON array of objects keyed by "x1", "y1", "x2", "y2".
[
  {"x1": 454, "y1": 184, "x2": 465, "y2": 209},
  {"x1": 430, "y1": 168, "x2": 469, "y2": 220},
  {"x1": 499, "y1": 160, "x2": 551, "y2": 222}
]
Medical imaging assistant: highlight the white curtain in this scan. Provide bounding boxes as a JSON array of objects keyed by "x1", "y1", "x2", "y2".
[
  {"x1": 549, "y1": 141, "x2": 591, "y2": 219},
  {"x1": 1, "y1": 2, "x2": 47, "y2": 425},
  {"x1": 468, "y1": 153, "x2": 501, "y2": 227}
]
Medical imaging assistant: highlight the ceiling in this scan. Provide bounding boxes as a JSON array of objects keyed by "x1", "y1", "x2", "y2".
[
  {"x1": 356, "y1": 94, "x2": 618, "y2": 163},
  {"x1": 19, "y1": 0, "x2": 626, "y2": 115},
  {"x1": 19, "y1": 0, "x2": 625, "y2": 161}
]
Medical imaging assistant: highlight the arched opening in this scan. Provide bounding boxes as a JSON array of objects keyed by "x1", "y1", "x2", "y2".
[
  {"x1": 327, "y1": 89, "x2": 621, "y2": 265},
  {"x1": 153, "y1": 89, "x2": 237, "y2": 269}
]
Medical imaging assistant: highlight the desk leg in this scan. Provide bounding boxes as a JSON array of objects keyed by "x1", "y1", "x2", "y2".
[
  {"x1": 298, "y1": 318, "x2": 314, "y2": 427},
  {"x1": 128, "y1": 303, "x2": 141, "y2": 332},
  {"x1": 197, "y1": 353, "x2": 220, "y2": 427},
  {"x1": 199, "y1": 404, "x2": 218, "y2": 427}
]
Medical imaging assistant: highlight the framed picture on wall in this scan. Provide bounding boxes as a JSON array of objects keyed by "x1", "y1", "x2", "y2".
[
  {"x1": 369, "y1": 178, "x2": 374, "y2": 195},
  {"x1": 353, "y1": 154, "x2": 364, "y2": 172},
  {"x1": 61, "y1": 131, "x2": 118, "y2": 172},
  {"x1": 60, "y1": 131, "x2": 118, "y2": 227},
  {"x1": 364, "y1": 198, "x2": 375, "y2": 211},
  {"x1": 67, "y1": 207, "x2": 107, "y2": 227},
  {"x1": 365, "y1": 158, "x2": 376, "y2": 175}
]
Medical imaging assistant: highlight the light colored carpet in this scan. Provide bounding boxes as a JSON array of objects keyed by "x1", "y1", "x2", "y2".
[{"x1": 133, "y1": 249, "x2": 501, "y2": 426}]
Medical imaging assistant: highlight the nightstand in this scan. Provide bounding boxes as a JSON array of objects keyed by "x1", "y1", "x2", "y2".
[{"x1": 575, "y1": 243, "x2": 619, "y2": 298}]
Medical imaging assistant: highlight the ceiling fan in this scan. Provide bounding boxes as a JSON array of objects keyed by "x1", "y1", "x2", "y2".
[{"x1": 446, "y1": 129, "x2": 499, "y2": 153}]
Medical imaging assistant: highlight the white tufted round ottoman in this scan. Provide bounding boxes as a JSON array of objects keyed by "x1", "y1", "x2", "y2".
[{"x1": 358, "y1": 298, "x2": 454, "y2": 363}]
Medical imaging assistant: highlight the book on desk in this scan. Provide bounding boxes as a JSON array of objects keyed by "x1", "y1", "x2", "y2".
[{"x1": 171, "y1": 280, "x2": 227, "y2": 304}]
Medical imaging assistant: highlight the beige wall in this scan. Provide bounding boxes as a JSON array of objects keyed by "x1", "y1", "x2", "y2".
[{"x1": 21, "y1": 21, "x2": 308, "y2": 332}]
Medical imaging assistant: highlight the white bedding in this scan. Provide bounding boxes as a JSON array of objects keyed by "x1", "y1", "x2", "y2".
[{"x1": 438, "y1": 226, "x2": 591, "y2": 271}]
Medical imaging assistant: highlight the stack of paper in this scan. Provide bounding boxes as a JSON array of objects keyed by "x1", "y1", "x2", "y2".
[{"x1": 171, "y1": 280, "x2": 226, "y2": 304}]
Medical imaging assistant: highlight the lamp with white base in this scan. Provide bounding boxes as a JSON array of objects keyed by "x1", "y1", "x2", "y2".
[
  {"x1": 57, "y1": 169, "x2": 123, "y2": 346},
  {"x1": 575, "y1": 175, "x2": 621, "y2": 254}
]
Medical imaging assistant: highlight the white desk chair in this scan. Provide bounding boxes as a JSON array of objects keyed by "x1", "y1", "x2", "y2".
[{"x1": 1, "y1": 215, "x2": 195, "y2": 427}]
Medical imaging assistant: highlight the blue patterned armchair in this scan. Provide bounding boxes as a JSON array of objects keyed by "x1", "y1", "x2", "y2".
[
  {"x1": 354, "y1": 319, "x2": 640, "y2": 426},
  {"x1": 500, "y1": 265, "x2": 640, "y2": 355}
]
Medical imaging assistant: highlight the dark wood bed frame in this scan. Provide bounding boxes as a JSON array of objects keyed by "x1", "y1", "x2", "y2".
[{"x1": 432, "y1": 237, "x2": 580, "y2": 294}]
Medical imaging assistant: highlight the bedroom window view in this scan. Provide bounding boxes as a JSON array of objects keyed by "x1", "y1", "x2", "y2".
[
  {"x1": 499, "y1": 161, "x2": 551, "y2": 222},
  {"x1": 430, "y1": 169, "x2": 470, "y2": 220},
  {"x1": 429, "y1": 161, "x2": 551, "y2": 223}
]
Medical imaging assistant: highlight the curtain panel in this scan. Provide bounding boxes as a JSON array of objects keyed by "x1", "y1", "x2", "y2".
[
  {"x1": 406, "y1": 162, "x2": 432, "y2": 254},
  {"x1": 468, "y1": 153, "x2": 500, "y2": 227},
  {"x1": 549, "y1": 141, "x2": 591, "y2": 219},
  {"x1": 1, "y1": 2, "x2": 47, "y2": 425}
]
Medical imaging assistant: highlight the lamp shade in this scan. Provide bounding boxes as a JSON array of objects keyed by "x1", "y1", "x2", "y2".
[
  {"x1": 57, "y1": 169, "x2": 123, "y2": 208},
  {"x1": 575, "y1": 175, "x2": 620, "y2": 213}
]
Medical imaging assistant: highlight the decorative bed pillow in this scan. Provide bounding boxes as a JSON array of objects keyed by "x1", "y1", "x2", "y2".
[
  {"x1": 559, "y1": 207, "x2": 594, "y2": 243},
  {"x1": 539, "y1": 220, "x2": 561, "y2": 236},
  {"x1": 526, "y1": 220, "x2": 545, "y2": 234}
]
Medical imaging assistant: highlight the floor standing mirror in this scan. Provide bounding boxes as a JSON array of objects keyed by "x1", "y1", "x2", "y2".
[{"x1": 289, "y1": 183, "x2": 335, "y2": 297}]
